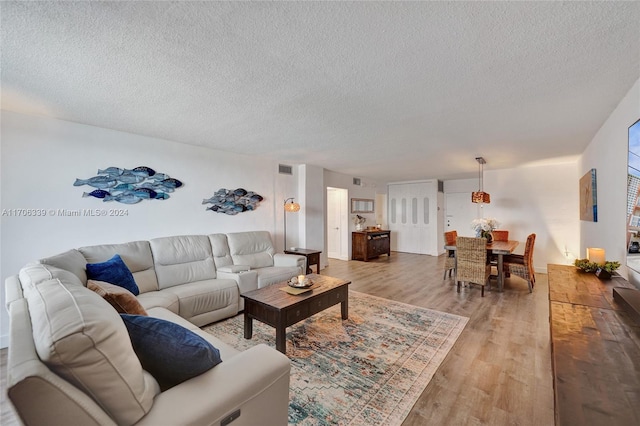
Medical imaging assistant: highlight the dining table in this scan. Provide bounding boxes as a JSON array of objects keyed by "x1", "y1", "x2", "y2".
[{"x1": 444, "y1": 239, "x2": 519, "y2": 292}]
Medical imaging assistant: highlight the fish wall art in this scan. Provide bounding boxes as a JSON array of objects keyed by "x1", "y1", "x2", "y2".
[
  {"x1": 74, "y1": 166, "x2": 183, "y2": 204},
  {"x1": 203, "y1": 188, "x2": 263, "y2": 215}
]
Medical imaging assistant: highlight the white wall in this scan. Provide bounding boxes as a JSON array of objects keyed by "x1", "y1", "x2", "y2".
[
  {"x1": 580, "y1": 78, "x2": 640, "y2": 282},
  {"x1": 444, "y1": 159, "x2": 580, "y2": 273},
  {"x1": 0, "y1": 111, "x2": 299, "y2": 346}
]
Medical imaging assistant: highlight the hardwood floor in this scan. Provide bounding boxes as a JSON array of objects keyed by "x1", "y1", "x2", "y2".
[{"x1": 0, "y1": 252, "x2": 554, "y2": 425}]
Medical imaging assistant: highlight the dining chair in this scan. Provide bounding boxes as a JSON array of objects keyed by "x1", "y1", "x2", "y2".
[
  {"x1": 455, "y1": 236, "x2": 492, "y2": 297},
  {"x1": 502, "y1": 233, "x2": 536, "y2": 292},
  {"x1": 492, "y1": 230, "x2": 509, "y2": 241},
  {"x1": 443, "y1": 230, "x2": 457, "y2": 280},
  {"x1": 489, "y1": 229, "x2": 510, "y2": 273}
]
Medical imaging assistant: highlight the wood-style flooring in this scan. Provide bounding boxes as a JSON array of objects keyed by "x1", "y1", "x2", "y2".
[{"x1": 0, "y1": 252, "x2": 554, "y2": 426}]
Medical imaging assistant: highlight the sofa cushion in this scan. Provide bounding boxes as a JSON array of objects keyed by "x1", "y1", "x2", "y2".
[
  {"x1": 209, "y1": 233, "x2": 234, "y2": 268},
  {"x1": 39, "y1": 249, "x2": 88, "y2": 284},
  {"x1": 87, "y1": 280, "x2": 148, "y2": 315},
  {"x1": 150, "y1": 235, "x2": 216, "y2": 289},
  {"x1": 162, "y1": 279, "x2": 238, "y2": 320},
  {"x1": 24, "y1": 277, "x2": 159, "y2": 425},
  {"x1": 86, "y1": 254, "x2": 139, "y2": 295},
  {"x1": 137, "y1": 290, "x2": 180, "y2": 314},
  {"x1": 19, "y1": 263, "x2": 84, "y2": 291},
  {"x1": 226, "y1": 231, "x2": 276, "y2": 269},
  {"x1": 80, "y1": 241, "x2": 158, "y2": 293},
  {"x1": 120, "y1": 314, "x2": 222, "y2": 391}
]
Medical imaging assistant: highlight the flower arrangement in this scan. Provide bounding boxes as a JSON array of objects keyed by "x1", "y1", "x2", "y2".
[
  {"x1": 471, "y1": 218, "x2": 499, "y2": 236},
  {"x1": 352, "y1": 214, "x2": 366, "y2": 226},
  {"x1": 353, "y1": 214, "x2": 366, "y2": 230}
]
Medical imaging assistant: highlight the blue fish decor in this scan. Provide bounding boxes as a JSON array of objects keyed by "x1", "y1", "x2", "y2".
[
  {"x1": 203, "y1": 188, "x2": 263, "y2": 215},
  {"x1": 75, "y1": 167, "x2": 183, "y2": 204}
]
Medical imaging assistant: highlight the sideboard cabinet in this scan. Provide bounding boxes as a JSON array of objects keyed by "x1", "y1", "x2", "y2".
[{"x1": 352, "y1": 230, "x2": 391, "y2": 261}]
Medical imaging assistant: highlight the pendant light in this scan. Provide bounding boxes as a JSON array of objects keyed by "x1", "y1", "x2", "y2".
[{"x1": 471, "y1": 157, "x2": 491, "y2": 204}]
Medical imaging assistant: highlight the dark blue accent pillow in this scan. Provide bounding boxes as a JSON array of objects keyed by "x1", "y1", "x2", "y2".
[
  {"x1": 120, "y1": 314, "x2": 222, "y2": 390},
  {"x1": 86, "y1": 254, "x2": 139, "y2": 295}
]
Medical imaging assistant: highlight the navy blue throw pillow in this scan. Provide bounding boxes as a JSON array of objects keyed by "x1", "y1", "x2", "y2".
[
  {"x1": 120, "y1": 314, "x2": 222, "y2": 390},
  {"x1": 86, "y1": 254, "x2": 139, "y2": 295}
]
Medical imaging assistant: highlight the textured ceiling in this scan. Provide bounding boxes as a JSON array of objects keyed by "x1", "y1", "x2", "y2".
[{"x1": 2, "y1": 1, "x2": 639, "y2": 182}]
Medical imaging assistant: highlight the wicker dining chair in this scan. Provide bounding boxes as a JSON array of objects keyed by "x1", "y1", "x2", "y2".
[
  {"x1": 443, "y1": 230, "x2": 457, "y2": 279},
  {"x1": 502, "y1": 233, "x2": 536, "y2": 292},
  {"x1": 455, "y1": 236, "x2": 492, "y2": 297}
]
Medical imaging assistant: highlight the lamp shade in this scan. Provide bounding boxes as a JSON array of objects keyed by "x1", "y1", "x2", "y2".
[
  {"x1": 471, "y1": 191, "x2": 491, "y2": 204},
  {"x1": 284, "y1": 201, "x2": 300, "y2": 212}
]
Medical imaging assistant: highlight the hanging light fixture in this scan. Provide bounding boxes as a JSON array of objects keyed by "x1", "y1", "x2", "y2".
[
  {"x1": 283, "y1": 197, "x2": 301, "y2": 249},
  {"x1": 471, "y1": 157, "x2": 491, "y2": 204}
]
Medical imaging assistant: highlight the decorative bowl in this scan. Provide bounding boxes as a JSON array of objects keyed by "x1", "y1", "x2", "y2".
[{"x1": 288, "y1": 278, "x2": 313, "y2": 288}]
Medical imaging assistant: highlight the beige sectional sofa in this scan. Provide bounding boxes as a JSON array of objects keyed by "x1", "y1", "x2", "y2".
[{"x1": 5, "y1": 231, "x2": 305, "y2": 426}]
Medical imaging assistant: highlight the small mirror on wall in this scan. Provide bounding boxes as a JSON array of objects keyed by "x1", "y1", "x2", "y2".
[{"x1": 351, "y1": 198, "x2": 374, "y2": 213}]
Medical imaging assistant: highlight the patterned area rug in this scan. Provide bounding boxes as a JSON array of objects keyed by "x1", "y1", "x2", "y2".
[{"x1": 203, "y1": 291, "x2": 468, "y2": 426}]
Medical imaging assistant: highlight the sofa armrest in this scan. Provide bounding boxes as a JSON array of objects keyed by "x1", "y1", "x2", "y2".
[
  {"x1": 136, "y1": 344, "x2": 290, "y2": 426},
  {"x1": 216, "y1": 270, "x2": 258, "y2": 295},
  {"x1": 273, "y1": 253, "x2": 306, "y2": 273},
  {"x1": 217, "y1": 265, "x2": 251, "y2": 273}
]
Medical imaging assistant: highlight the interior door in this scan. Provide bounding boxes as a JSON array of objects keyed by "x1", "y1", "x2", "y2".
[
  {"x1": 327, "y1": 187, "x2": 348, "y2": 260},
  {"x1": 445, "y1": 192, "x2": 479, "y2": 237}
]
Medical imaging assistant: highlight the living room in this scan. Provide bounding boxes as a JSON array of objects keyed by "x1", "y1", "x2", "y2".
[{"x1": 2, "y1": 2, "x2": 639, "y2": 425}]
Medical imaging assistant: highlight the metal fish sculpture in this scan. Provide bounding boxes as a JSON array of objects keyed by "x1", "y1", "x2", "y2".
[
  {"x1": 203, "y1": 188, "x2": 263, "y2": 215},
  {"x1": 74, "y1": 176, "x2": 118, "y2": 189},
  {"x1": 112, "y1": 183, "x2": 135, "y2": 192},
  {"x1": 97, "y1": 167, "x2": 124, "y2": 176},
  {"x1": 103, "y1": 193, "x2": 143, "y2": 204},
  {"x1": 75, "y1": 167, "x2": 183, "y2": 204},
  {"x1": 125, "y1": 166, "x2": 156, "y2": 177},
  {"x1": 117, "y1": 173, "x2": 146, "y2": 184},
  {"x1": 159, "y1": 178, "x2": 183, "y2": 189},
  {"x1": 82, "y1": 189, "x2": 111, "y2": 199}
]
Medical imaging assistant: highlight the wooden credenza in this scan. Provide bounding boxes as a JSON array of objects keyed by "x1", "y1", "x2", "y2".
[
  {"x1": 547, "y1": 264, "x2": 640, "y2": 426},
  {"x1": 352, "y1": 230, "x2": 391, "y2": 261}
]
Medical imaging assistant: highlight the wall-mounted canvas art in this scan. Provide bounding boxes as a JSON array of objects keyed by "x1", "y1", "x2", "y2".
[{"x1": 579, "y1": 168, "x2": 597, "y2": 222}]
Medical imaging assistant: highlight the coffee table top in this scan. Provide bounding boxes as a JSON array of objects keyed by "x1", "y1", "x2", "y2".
[{"x1": 241, "y1": 274, "x2": 350, "y2": 310}]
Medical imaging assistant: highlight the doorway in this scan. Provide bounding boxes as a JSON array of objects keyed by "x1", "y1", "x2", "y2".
[{"x1": 327, "y1": 187, "x2": 349, "y2": 260}]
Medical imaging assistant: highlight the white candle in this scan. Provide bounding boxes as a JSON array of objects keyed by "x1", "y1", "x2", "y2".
[
  {"x1": 298, "y1": 275, "x2": 305, "y2": 283},
  {"x1": 587, "y1": 248, "x2": 606, "y2": 265}
]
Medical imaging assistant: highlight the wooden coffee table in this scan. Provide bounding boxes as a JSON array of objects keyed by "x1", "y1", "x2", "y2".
[{"x1": 241, "y1": 274, "x2": 350, "y2": 353}]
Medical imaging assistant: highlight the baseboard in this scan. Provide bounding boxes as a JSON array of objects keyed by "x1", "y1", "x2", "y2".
[{"x1": 0, "y1": 333, "x2": 9, "y2": 349}]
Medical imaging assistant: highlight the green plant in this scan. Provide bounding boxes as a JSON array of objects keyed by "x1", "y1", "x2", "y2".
[
  {"x1": 574, "y1": 259, "x2": 621, "y2": 274},
  {"x1": 602, "y1": 261, "x2": 621, "y2": 274},
  {"x1": 574, "y1": 258, "x2": 599, "y2": 273}
]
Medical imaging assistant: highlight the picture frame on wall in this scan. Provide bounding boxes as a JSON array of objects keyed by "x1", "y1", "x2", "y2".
[{"x1": 579, "y1": 168, "x2": 597, "y2": 222}]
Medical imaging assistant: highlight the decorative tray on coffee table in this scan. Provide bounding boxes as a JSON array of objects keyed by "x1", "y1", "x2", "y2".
[{"x1": 288, "y1": 279, "x2": 314, "y2": 289}]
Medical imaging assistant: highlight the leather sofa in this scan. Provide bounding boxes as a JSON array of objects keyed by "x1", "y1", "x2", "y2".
[{"x1": 5, "y1": 231, "x2": 304, "y2": 426}]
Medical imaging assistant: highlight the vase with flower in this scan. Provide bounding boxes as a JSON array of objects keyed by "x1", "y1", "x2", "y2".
[{"x1": 471, "y1": 218, "x2": 499, "y2": 243}]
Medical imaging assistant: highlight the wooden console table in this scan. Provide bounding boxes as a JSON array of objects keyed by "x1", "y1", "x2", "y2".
[
  {"x1": 547, "y1": 264, "x2": 640, "y2": 426},
  {"x1": 352, "y1": 230, "x2": 391, "y2": 261}
]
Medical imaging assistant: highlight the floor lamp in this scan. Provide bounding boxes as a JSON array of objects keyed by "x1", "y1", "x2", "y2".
[{"x1": 284, "y1": 197, "x2": 301, "y2": 249}]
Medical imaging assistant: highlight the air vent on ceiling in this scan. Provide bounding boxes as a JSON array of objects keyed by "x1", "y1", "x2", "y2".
[
  {"x1": 278, "y1": 164, "x2": 293, "y2": 175},
  {"x1": 353, "y1": 177, "x2": 362, "y2": 186}
]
